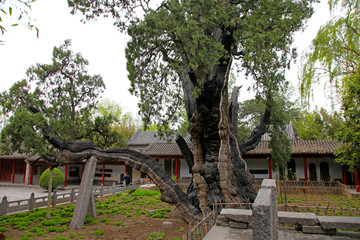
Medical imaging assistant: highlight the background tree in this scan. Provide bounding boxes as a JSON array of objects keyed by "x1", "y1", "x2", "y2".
[
  {"x1": 300, "y1": 0, "x2": 359, "y2": 171},
  {"x1": 238, "y1": 95, "x2": 300, "y2": 141},
  {"x1": 293, "y1": 107, "x2": 343, "y2": 140},
  {"x1": 88, "y1": 99, "x2": 138, "y2": 148},
  {"x1": 0, "y1": 39, "x2": 105, "y2": 156},
  {"x1": 334, "y1": 73, "x2": 360, "y2": 172},
  {"x1": 0, "y1": 39, "x2": 106, "y2": 219}
]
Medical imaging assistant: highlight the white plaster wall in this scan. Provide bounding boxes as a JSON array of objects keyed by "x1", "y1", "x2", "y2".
[
  {"x1": 306, "y1": 157, "x2": 341, "y2": 181},
  {"x1": 245, "y1": 158, "x2": 270, "y2": 179},
  {"x1": 180, "y1": 158, "x2": 191, "y2": 178}
]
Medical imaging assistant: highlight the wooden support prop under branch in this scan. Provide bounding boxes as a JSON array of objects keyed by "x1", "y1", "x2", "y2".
[{"x1": 69, "y1": 156, "x2": 97, "y2": 230}]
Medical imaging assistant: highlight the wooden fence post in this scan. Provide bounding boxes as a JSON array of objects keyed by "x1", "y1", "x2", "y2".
[
  {"x1": 100, "y1": 184, "x2": 104, "y2": 196},
  {"x1": 29, "y1": 193, "x2": 35, "y2": 210},
  {"x1": 0, "y1": 196, "x2": 8, "y2": 217}
]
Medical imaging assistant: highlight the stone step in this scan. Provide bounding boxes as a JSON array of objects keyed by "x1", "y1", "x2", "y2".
[{"x1": 317, "y1": 216, "x2": 360, "y2": 230}]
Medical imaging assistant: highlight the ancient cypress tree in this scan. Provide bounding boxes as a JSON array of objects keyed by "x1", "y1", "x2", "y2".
[
  {"x1": 122, "y1": 0, "x2": 315, "y2": 214},
  {"x1": 1, "y1": 0, "x2": 316, "y2": 222}
]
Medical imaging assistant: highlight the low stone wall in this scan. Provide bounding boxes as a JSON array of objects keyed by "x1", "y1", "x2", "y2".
[{"x1": 216, "y1": 179, "x2": 360, "y2": 238}]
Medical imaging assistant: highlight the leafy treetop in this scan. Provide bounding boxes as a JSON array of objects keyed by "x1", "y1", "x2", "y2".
[{"x1": 0, "y1": 39, "x2": 105, "y2": 156}]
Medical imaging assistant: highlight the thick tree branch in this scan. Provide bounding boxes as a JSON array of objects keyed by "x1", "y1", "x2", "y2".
[
  {"x1": 239, "y1": 104, "x2": 271, "y2": 155},
  {"x1": 28, "y1": 106, "x2": 201, "y2": 222},
  {"x1": 229, "y1": 86, "x2": 241, "y2": 137},
  {"x1": 175, "y1": 135, "x2": 194, "y2": 174},
  {"x1": 56, "y1": 148, "x2": 201, "y2": 222}
]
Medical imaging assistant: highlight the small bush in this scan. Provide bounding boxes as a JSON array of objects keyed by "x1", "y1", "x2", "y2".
[
  {"x1": 39, "y1": 168, "x2": 64, "y2": 191},
  {"x1": 91, "y1": 229, "x2": 104, "y2": 235}
]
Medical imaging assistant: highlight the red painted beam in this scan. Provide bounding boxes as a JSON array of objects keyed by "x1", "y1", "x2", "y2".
[
  {"x1": 355, "y1": 171, "x2": 359, "y2": 192},
  {"x1": 64, "y1": 164, "x2": 68, "y2": 187},
  {"x1": 342, "y1": 165, "x2": 347, "y2": 185},
  {"x1": 268, "y1": 157, "x2": 272, "y2": 179},
  {"x1": 175, "y1": 158, "x2": 179, "y2": 183},
  {"x1": 102, "y1": 163, "x2": 105, "y2": 185},
  {"x1": 11, "y1": 161, "x2": 16, "y2": 183},
  {"x1": 304, "y1": 157, "x2": 308, "y2": 186}
]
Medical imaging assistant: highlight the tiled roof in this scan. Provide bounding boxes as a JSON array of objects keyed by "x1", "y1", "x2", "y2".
[
  {"x1": 128, "y1": 129, "x2": 339, "y2": 157},
  {"x1": 127, "y1": 130, "x2": 191, "y2": 146},
  {"x1": 144, "y1": 141, "x2": 194, "y2": 157},
  {"x1": 259, "y1": 124, "x2": 298, "y2": 141},
  {"x1": 245, "y1": 140, "x2": 341, "y2": 156},
  {"x1": 144, "y1": 143, "x2": 182, "y2": 156}
]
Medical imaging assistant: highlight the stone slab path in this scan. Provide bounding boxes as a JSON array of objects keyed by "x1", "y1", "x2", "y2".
[{"x1": 203, "y1": 226, "x2": 360, "y2": 240}]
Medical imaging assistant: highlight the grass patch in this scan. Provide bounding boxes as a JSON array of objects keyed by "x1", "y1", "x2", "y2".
[{"x1": 0, "y1": 189, "x2": 184, "y2": 240}]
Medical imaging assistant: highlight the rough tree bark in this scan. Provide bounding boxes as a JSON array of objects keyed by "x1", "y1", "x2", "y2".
[
  {"x1": 178, "y1": 24, "x2": 274, "y2": 214},
  {"x1": 58, "y1": 148, "x2": 202, "y2": 223},
  {"x1": 29, "y1": 107, "x2": 203, "y2": 222}
]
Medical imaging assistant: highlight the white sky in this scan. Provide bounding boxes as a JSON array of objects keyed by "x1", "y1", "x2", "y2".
[{"x1": 0, "y1": 0, "x2": 333, "y2": 118}]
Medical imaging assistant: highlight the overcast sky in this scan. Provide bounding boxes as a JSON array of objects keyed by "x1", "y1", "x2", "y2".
[{"x1": 0, "y1": 0, "x2": 333, "y2": 118}]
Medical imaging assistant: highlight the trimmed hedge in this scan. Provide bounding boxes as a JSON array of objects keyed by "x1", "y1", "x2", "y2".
[{"x1": 39, "y1": 168, "x2": 64, "y2": 191}]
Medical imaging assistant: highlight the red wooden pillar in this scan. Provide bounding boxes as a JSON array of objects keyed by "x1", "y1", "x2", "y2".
[
  {"x1": 11, "y1": 160, "x2": 16, "y2": 183},
  {"x1": 30, "y1": 165, "x2": 34, "y2": 185},
  {"x1": 342, "y1": 165, "x2": 347, "y2": 185},
  {"x1": 304, "y1": 157, "x2": 308, "y2": 186},
  {"x1": 64, "y1": 164, "x2": 68, "y2": 187},
  {"x1": 175, "y1": 158, "x2": 179, "y2": 183},
  {"x1": 102, "y1": 163, "x2": 105, "y2": 185},
  {"x1": 268, "y1": 157, "x2": 272, "y2": 179},
  {"x1": 355, "y1": 171, "x2": 360, "y2": 192}
]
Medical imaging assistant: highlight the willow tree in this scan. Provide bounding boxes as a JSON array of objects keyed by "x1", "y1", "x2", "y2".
[
  {"x1": 56, "y1": 0, "x2": 316, "y2": 221},
  {"x1": 300, "y1": 0, "x2": 359, "y2": 171}
]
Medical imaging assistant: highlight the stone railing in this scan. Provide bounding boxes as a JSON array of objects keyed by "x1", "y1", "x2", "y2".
[
  {"x1": 215, "y1": 179, "x2": 360, "y2": 239},
  {"x1": 253, "y1": 180, "x2": 357, "y2": 198},
  {"x1": 0, "y1": 182, "x2": 140, "y2": 216}
]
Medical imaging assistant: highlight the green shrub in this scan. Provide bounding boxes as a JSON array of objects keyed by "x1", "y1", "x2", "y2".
[
  {"x1": 53, "y1": 236, "x2": 69, "y2": 240},
  {"x1": 39, "y1": 168, "x2": 64, "y2": 191},
  {"x1": 90, "y1": 229, "x2": 104, "y2": 235}
]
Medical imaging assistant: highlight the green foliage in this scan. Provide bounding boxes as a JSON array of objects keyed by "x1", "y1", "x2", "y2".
[
  {"x1": 293, "y1": 108, "x2": 344, "y2": 140},
  {"x1": 269, "y1": 94, "x2": 293, "y2": 171},
  {"x1": 300, "y1": 0, "x2": 359, "y2": 170},
  {"x1": 89, "y1": 99, "x2": 138, "y2": 148},
  {"x1": 39, "y1": 168, "x2": 64, "y2": 191},
  {"x1": 335, "y1": 74, "x2": 360, "y2": 172},
  {"x1": 238, "y1": 96, "x2": 300, "y2": 141},
  {"x1": 0, "y1": 39, "x2": 105, "y2": 156},
  {"x1": 300, "y1": 0, "x2": 359, "y2": 105},
  {"x1": 53, "y1": 236, "x2": 69, "y2": 240},
  {"x1": 148, "y1": 232, "x2": 165, "y2": 240},
  {"x1": 124, "y1": 0, "x2": 316, "y2": 129},
  {"x1": 90, "y1": 229, "x2": 104, "y2": 235},
  {"x1": 0, "y1": 0, "x2": 38, "y2": 36}
]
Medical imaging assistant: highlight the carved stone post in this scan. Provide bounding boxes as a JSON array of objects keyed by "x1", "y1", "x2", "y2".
[
  {"x1": 252, "y1": 179, "x2": 278, "y2": 240},
  {"x1": 0, "y1": 196, "x2": 8, "y2": 217},
  {"x1": 69, "y1": 156, "x2": 97, "y2": 230},
  {"x1": 29, "y1": 193, "x2": 35, "y2": 210}
]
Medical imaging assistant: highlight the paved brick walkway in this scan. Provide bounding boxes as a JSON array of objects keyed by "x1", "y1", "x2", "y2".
[
  {"x1": 203, "y1": 226, "x2": 360, "y2": 240},
  {"x1": 0, "y1": 183, "x2": 79, "y2": 202}
]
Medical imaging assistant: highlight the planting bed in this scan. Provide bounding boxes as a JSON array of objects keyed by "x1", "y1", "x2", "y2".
[
  {"x1": 278, "y1": 193, "x2": 360, "y2": 216},
  {"x1": 0, "y1": 189, "x2": 188, "y2": 240}
]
